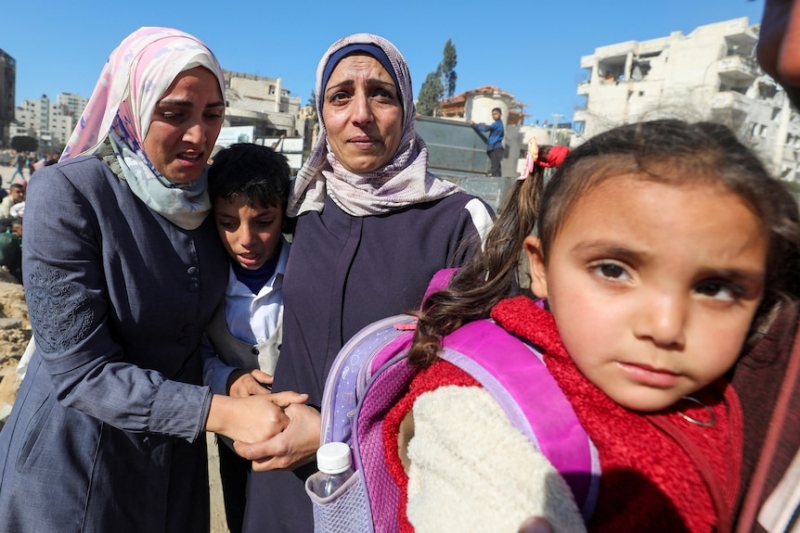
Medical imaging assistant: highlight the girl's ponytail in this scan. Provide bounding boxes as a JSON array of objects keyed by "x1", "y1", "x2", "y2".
[{"x1": 408, "y1": 141, "x2": 567, "y2": 367}]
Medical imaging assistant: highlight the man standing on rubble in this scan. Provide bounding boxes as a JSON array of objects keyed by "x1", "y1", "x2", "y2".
[{"x1": 470, "y1": 107, "x2": 505, "y2": 176}]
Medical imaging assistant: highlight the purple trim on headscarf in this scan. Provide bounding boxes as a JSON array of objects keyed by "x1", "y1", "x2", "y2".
[{"x1": 319, "y1": 43, "x2": 402, "y2": 113}]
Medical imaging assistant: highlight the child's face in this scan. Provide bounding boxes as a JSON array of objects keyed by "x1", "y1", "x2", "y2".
[
  {"x1": 526, "y1": 174, "x2": 768, "y2": 412},
  {"x1": 10, "y1": 188, "x2": 24, "y2": 202},
  {"x1": 214, "y1": 197, "x2": 283, "y2": 270}
]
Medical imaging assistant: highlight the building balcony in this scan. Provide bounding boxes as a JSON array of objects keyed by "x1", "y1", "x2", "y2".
[
  {"x1": 580, "y1": 55, "x2": 595, "y2": 70},
  {"x1": 573, "y1": 108, "x2": 588, "y2": 123},
  {"x1": 717, "y1": 55, "x2": 759, "y2": 86},
  {"x1": 710, "y1": 91, "x2": 751, "y2": 113},
  {"x1": 577, "y1": 80, "x2": 591, "y2": 96},
  {"x1": 723, "y1": 19, "x2": 758, "y2": 45}
]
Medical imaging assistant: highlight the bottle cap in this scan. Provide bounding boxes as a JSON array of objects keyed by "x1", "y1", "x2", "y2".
[{"x1": 316, "y1": 442, "x2": 352, "y2": 474}]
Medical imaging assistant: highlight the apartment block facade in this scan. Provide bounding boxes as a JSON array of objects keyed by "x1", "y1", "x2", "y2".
[
  {"x1": 15, "y1": 94, "x2": 77, "y2": 148},
  {"x1": 574, "y1": 17, "x2": 800, "y2": 181},
  {"x1": 0, "y1": 50, "x2": 15, "y2": 148},
  {"x1": 224, "y1": 70, "x2": 302, "y2": 138}
]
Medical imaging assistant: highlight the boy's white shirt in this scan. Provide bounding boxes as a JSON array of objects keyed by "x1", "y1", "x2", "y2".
[
  {"x1": 224, "y1": 239, "x2": 290, "y2": 344},
  {"x1": 203, "y1": 239, "x2": 290, "y2": 395}
]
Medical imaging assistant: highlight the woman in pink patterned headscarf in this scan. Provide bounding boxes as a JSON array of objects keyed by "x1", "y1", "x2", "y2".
[{"x1": 0, "y1": 27, "x2": 305, "y2": 533}]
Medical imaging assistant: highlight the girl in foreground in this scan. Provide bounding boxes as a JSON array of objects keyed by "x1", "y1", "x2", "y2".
[{"x1": 384, "y1": 120, "x2": 800, "y2": 532}]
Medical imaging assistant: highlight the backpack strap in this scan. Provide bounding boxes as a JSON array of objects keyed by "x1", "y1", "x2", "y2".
[
  {"x1": 439, "y1": 319, "x2": 600, "y2": 521},
  {"x1": 421, "y1": 268, "x2": 459, "y2": 303}
]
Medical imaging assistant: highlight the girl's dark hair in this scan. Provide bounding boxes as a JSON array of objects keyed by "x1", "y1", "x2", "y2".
[
  {"x1": 409, "y1": 119, "x2": 800, "y2": 367},
  {"x1": 208, "y1": 143, "x2": 291, "y2": 212}
]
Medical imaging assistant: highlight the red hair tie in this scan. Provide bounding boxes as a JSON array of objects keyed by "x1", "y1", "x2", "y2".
[
  {"x1": 517, "y1": 140, "x2": 569, "y2": 180},
  {"x1": 537, "y1": 145, "x2": 569, "y2": 169}
]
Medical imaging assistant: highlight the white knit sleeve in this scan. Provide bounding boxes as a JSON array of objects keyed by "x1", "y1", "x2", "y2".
[{"x1": 405, "y1": 385, "x2": 586, "y2": 533}]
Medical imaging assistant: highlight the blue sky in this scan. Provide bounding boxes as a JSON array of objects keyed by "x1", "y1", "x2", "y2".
[{"x1": 4, "y1": 0, "x2": 765, "y2": 126}]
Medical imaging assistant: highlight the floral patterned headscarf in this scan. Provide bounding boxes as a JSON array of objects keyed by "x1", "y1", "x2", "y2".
[{"x1": 61, "y1": 27, "x2": 225, "y2": 230}]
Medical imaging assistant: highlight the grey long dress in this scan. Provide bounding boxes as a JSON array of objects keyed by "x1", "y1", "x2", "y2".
[{"x1": 0, "y1": 155, "x2": 228, "y2": 533}]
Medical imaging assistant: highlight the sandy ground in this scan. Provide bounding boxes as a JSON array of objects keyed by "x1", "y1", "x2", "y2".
[{"x1": 0, "y1": 163, "x2": 231, "y2": 533}]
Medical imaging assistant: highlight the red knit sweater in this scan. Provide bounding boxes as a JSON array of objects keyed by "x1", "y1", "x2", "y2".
[{"x1": 384, "y1": 296, "x2": 744, "y2": 532}]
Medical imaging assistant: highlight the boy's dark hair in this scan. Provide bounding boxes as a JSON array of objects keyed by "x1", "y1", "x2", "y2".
[
  {"x1": 208, "y1": 143, "x2": 291, "y2": 211},
  {"x1": 9, "y1": 183, "x2": 24, "y2": 192},
  {"x1": 492, "y1": 107, "x2": 502, "y2": 114}
]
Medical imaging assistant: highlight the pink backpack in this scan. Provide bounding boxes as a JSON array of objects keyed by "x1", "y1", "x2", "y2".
[{"x1": 305, "y1": 270, "x2": 600, "y2": 532}]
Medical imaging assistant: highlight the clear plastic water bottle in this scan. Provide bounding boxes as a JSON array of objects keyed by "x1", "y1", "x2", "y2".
[{"x1": 308, "y1": 442, "x2": 355, "y2": 498}]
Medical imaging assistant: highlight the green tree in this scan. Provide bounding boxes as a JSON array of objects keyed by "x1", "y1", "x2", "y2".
[
  {"x1": 10, "y1": 136, "x2": 37, "y2": 153},
  {"x1": 441, "y1": 39, "x2": 457, "y2": 98},
  {"x1": 416, "y1": 40, "x2": 458, "y2": 116},
  {"x1": 417, "y1": 72, "x2": 444, "y2": 117}
]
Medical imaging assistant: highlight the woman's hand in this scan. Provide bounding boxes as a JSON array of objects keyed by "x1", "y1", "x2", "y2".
[
  {"x1": 227, "y1": 369, "x2": 273, "y2": 397},
  {"x1": 205, "y1": 391, "x2": 307, "y2": 444},
  {"x1": 233, "y1": 403, "x2": 321, "y2": 470}
]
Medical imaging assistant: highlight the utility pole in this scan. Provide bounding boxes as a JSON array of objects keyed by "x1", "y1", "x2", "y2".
[{"x1": 551, "y1": 113, "x2": 562, "y2": 144}]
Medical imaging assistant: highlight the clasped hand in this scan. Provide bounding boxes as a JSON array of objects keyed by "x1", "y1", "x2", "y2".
[
  {"x1": 222, "y1": 368, "x2": 321, "y2": 470},
  {"x1": 206, "y1": 378, "x2": 307, "y2": 446},
  {"x1": 234, "y1": 402, "x2": 321, "y2": 472}
]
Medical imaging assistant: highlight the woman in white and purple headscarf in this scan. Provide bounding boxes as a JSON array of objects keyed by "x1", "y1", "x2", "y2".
[
  {"x1": 0, "y1": 27, "x2": 304, "y2": 533},
  {"x1": 236, "y1": 33, "x2": 494, "y2": 533}
]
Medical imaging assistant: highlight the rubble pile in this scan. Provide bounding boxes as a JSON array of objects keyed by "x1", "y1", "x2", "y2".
[{"x1": 0, "y1": 276, "x2": 31, "y2": 430}]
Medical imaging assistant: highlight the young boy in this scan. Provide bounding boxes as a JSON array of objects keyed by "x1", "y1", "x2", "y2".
[
  {"x1": 0, "y1": 217, "x2": 22, "y2": 283},
  {"x1": 0, "y1": 183, "x2": 25, "y2": 218},
  {"x1": 202, "y1": 143, "x2": 292, "y2": 533}
]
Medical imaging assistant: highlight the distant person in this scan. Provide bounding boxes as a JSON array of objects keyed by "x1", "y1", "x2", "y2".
[
  {"x1": 10, "y1": 152, "x2": 25, "y2": 183},
  {"x1": 10, "y1": 217, "x2": 22, "y2": 239},
  {"x1": 470, "y1": 107, "x2": 505, "y2": 176},
  {"x1": 203, "y1": 142, "x2": 292, "y2": 533},
  {"x1": 0, "y1": 217, "x2": 22, "y2": 283},
  {"x1": 270, "y1": 133, "x2": 286, "y2": 151},
  {"x1": 0, "y1": 183, "x2": 24, "y2": 218},
  {"x1": 30, "y1": 156, "x2": 46, "y2": 174},
  {"x1": 8, "y1": 200, "x2": 24, "y2": 218}
]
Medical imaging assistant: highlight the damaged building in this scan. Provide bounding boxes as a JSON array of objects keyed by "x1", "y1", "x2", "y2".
[
  {"x1": 223, "y1": 70, "x2": 302, "y2": 138},
  {"x1": 574, "y1": 17, "x2": 800, "y2": 182}
]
